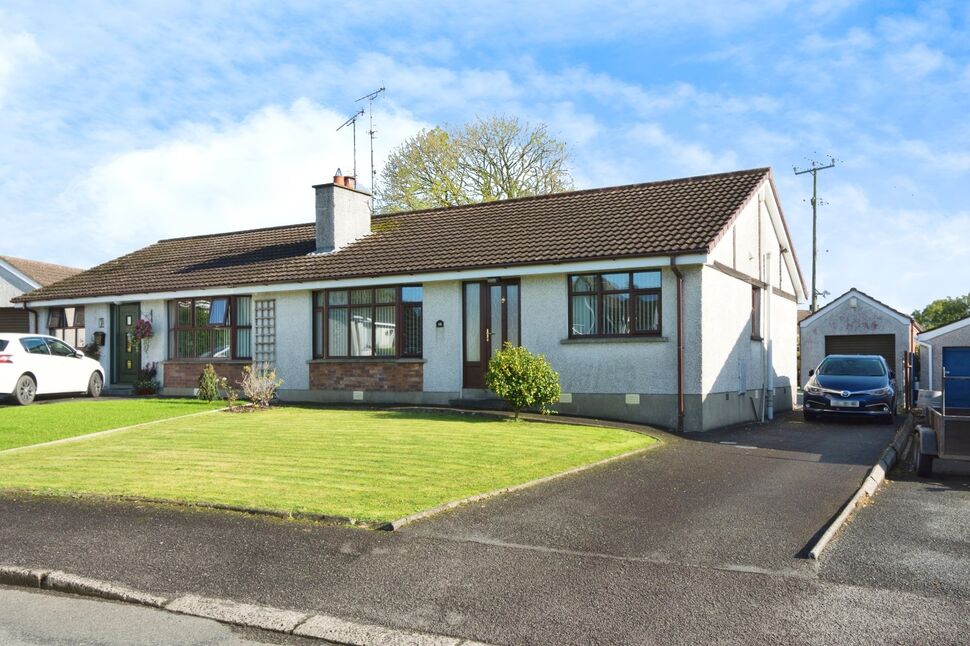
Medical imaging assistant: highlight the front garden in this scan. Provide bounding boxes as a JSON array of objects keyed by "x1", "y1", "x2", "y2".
[{"x1": 0, "y1": 406, "x2": 654, "y2": 523}]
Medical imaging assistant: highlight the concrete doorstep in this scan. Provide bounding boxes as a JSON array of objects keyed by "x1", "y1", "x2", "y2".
[
  {"x1": 0, "y1": 565, "x2": 489, "y2": 646},
  {"x1": 807, "y1": 414, "x2": 914, "y2": 560}
]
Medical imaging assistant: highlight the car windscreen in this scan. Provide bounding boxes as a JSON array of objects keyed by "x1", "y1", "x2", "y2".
[{"x1": 818, "y1": 357, "x2": 886, "y2": 377}]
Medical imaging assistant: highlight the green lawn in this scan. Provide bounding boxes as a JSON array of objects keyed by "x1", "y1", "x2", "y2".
[
  {"x1": 0, "y1": 407, "x2": 655, "y2": 523},
  {"x1": 0, "y1": 398, "x2": 223, "y2": 451}
]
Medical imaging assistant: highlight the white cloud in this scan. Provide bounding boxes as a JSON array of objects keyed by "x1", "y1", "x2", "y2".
[
  {"x1": 0, "y1": 20, "x2": 41, "y2": 106},
  {"x1": 886, "y1": 43, "x2": 948, "y2": 79},
  {"x1": 53, "y1": 100, "x2": 427, "y2": 265},
  {"x1": 630, "y1": 123, "x2": 738, "y2": 175}
]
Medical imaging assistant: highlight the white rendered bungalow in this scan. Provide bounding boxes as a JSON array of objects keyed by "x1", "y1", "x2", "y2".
[{"x1": 15, "y1": 168, "x2": 806, "y2": 432}]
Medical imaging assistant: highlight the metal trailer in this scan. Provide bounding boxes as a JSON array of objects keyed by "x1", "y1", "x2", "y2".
[{"x1": 914, "y1": 372, "x2": 970, "y2": 477}]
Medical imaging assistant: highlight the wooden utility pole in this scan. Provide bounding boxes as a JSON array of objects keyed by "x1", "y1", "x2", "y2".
[{"x1": 794, "y1": 158, "x2": 836, "y2": 311}]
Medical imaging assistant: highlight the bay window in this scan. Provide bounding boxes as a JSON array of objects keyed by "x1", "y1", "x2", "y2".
[
  {"x1": 168, "y1": 296, "x2": 251, "y2": 359},
  {"x1": 313, "y1": 285, "x2": 422, "y2": 359},
  {"x1": 568, "y1": 270, "x2": 661, "y2": 337}
]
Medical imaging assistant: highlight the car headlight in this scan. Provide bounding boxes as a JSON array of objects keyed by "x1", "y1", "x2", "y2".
[
  {"x1": 867, "y1": 387, "x2": 891, "y2": 396},
  {"x1": 805, "y1": 385, "x2": 823, "y2": 395}
]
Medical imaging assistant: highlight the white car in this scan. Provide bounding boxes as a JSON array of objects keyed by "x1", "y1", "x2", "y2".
[{"x1": 0, "y1": 333, "x2": 105, "y2": 405}]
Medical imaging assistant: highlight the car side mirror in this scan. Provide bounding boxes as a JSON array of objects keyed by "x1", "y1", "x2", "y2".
[
  {"x1": 808, "y1": 369, "x2": 814, "y2": 377},
  {"x1": 74, "y1": 351, "x2": 85, "y2": 359}
]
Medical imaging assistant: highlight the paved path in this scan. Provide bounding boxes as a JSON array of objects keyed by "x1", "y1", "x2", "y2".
[
  {"x1": 1, "y1": 413, "x2": 968, "y2": 644},
  {"x1": 0, "y1": 585, "x2": 317, "y2": 645}
]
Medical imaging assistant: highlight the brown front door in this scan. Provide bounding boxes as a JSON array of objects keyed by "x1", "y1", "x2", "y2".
[{"x1": 462, "y1": 280, "x2": 520, "y2": 388}]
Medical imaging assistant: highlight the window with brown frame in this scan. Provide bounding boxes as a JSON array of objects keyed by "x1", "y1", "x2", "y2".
[
  {"x1": 48, "y1": 306, "x2": 86, "y2": 348},
  {"x1": 751, "y1": 286, "x2": 762, "y2": 339},
  {"x1": 312, "y1": 286, "x2": 422, "y2": 359},
  {"x1": 568, "y1": 270, "x2": 662, "y2": 337},
  {"x1": 168, "y1": 296, "x2": 252, "y2": 359}
]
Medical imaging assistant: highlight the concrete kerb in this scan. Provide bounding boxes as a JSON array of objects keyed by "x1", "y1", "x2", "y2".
[
  {"x1": 0, "y1": 565, "x2": 488, "y2": 645},
  {"x1": 807, "y1": 414, "x2": 914, "y2": 560}
]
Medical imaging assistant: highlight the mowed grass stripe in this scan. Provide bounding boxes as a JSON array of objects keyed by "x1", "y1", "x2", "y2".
[
  {"x1": 0, "y1": 398, "x2": 224, "y2": 450},
  {"x1": 0, "y1": 407, "x2": 654, "y2": 521}
]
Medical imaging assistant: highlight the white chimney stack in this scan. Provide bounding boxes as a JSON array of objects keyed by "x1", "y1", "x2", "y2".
[{"x1": 313, "y1": 170, "x2": 371, "y2": 254}]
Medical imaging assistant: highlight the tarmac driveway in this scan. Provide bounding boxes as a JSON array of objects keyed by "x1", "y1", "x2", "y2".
[{"x1": 406, "y1": 411, "x2": 897, "y2": 573}]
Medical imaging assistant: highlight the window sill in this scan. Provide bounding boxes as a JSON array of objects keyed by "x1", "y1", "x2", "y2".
[
  {"x1": 560, "y1": 336, "x2": 668, "y2": 345},
  {"x1": 307, "y1": 357, "x2": 426, "y2": 364}
]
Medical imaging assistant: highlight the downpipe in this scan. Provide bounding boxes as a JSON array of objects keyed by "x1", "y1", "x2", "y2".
[{"x1": 670, "y1": 258, "x2": 685, "y2": 434}]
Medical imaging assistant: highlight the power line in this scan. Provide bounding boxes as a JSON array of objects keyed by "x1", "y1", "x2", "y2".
[
  {"x1": 355, "y1": 85, "x2": 386, "y2": 194},
  {"x1": 793, "y1": 157, "x2": 837, "y2": 312}
]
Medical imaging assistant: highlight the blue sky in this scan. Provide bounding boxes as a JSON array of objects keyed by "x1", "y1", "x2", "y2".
[{"x1": 1, "y1": 1, "x2": 968, "y2": 311}]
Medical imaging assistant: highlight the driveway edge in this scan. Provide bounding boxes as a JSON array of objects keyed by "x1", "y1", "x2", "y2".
[
  {"x1": 389, "y1": 441, "x2": 661, "y2": 530},
  {"x1": 0, "y1": 564, "x2": 487, "y2": 645},
  {"x1": 807, "y1": 414, "x2": 914, "y2": 560}
]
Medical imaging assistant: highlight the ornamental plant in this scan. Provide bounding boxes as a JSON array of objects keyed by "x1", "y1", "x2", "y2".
[
  {"x1": 485, "y1": 343, "x2": 561, "y2": 420},
  {"x1": 240, "y1": 363, "x2": 283, "y2": 409},
  {"x1": 133, "y1": 362, "x2": 160, "y2": 396},
  {"x1": 197, "y1": 364, "x2": 220, "y2": 402}
]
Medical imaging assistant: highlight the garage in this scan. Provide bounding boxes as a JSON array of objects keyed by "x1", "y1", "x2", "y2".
[
  {"x1": 0, "y1": 307, "x2": 29, "y2": 333},
  {"x1": 799, "y1": 289, "x2": 918, "y2": 399},
  {"x1": 942, "y1": 347, "x2": 970, "y2": 408},
  {"x1": 825, "y1": 334, "x2": 895, "y2": 374}
]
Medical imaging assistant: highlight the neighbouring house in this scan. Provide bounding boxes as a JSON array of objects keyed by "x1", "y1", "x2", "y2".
[
  {"x1": 14, "y1": 167, "x2": 806, "y2": 432},
  {"x1": 0, "y1": 255, "x2": 83, "y2": 339},
  {"x1": 917, "y1": 315, "x2": 970, "y2": 408},
  {"x1": 798, "y1": 288, "x2": 920, "y2": 408}
]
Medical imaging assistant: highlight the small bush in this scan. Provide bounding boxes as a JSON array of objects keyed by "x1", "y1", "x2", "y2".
[
  {"x1": 240, "y1": 363, "x2": 283, "y2": 408},
  {"x1": 133, "y1": 362, "x2": 160, "y2": 395},
  {"x1": 485, "y1": 343, "x2": 561, "y2": 420},
  {"x1": 220, "y1": 377, "x2": 240, "y2": 411},
  {"x1": 197, "y1": 364, "x2": 220, "y2": 402}
]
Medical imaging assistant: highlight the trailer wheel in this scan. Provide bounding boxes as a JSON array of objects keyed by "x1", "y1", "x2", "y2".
[{"x1": 915, "y1": 443, "x2": 934, "y2": 478}]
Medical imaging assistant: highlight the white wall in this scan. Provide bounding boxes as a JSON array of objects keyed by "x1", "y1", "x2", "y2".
[
  {"x1": 422, "y1": 280, "x2": 462, "y2": 393},
  {"x1": 520, "y1": 267, "x2": 702, "y2": 395},
  {"x1": 255, "y1": 289, "x2": 311, "y2": 390}
]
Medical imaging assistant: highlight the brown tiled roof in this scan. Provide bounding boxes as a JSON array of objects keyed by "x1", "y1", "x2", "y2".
[
  {"x1": 17, "y1": 168, "x2": 777, "y2": 303},
  {"x1": 1, "y1": 255, "x2": 83, "y2": 287}
]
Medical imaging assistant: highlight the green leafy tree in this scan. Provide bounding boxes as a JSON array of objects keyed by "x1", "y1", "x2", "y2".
[
  {"x1": 378, "y1": 115, "x2": 573, "y2": 213},
  {"x1": 485, "y1": 343, "x2": 561, "y2": 420},
  {"x1": 912, "y1": 293, "x2": 970, "y2": 330}
]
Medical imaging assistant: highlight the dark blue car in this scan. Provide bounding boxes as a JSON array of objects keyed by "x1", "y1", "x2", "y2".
[{"x1": 803, "y1": 354, "x2": 896, "y2": 424}]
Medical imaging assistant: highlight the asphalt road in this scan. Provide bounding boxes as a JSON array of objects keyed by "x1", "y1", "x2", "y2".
[
  {"x1": 0, "y1": 585, "x2": 320, "y2": 645},
  {"x1": 1, "y1": 412, "x2": 967, "y2": 644}
]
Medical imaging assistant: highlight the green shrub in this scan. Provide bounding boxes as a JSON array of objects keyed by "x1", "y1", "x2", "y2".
[
  {"x1": 485, "y1": 343, "x2": 561, "y2": 420},
  {"x1": 197, "y1": 364, "x2": 220, "y2": 402}
]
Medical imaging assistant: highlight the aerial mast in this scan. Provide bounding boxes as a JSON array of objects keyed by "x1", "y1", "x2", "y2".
[
  {"x1": 355, "y1": 85, "x2": 386, "y2": 193},
  {"x1": 336, "y1": 109, "x2": 365, "y2": 180}
]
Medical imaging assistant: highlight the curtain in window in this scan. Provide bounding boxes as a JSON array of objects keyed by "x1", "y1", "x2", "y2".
[
  {"x1": 235, "y1": 296, "x2": 252, "y2": 357},
  {"x1": 571, "y1": 295, "x2": 596, "y2": 335}
]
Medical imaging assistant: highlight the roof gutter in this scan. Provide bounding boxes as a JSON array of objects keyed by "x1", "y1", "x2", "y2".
[{"x1": 670, "y1": 256, "x2": 685, "y2": 434}]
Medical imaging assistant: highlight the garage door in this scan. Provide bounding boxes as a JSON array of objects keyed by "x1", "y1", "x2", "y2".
[
  {"x1": 825, "y1": 334, "x2": 896, "y2": 373},
  {"x1": 942, "y1": 347, "x2": 970, "y2": 409},
  {"x1": 0, "y1": 307, "x2": 29, "y2": 333}
]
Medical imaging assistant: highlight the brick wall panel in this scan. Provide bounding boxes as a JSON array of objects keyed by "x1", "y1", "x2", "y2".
[{"x1": 309, "y1": 362, "x2": 423, "y2": 392}]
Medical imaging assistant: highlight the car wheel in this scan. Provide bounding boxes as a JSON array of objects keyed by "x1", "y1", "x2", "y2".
[
  {"x1": 87, "y1": 372, "x2": 103, "y2": 398},
  {"x1": 882, "y1": 412, "x2": 896, "y2": 425},
  {"x1": 803, "y1": 410, "x2": 818, "y2": 422},
  {"x1": 915, "y1": 445, "x2": 934, "y2": 478},
  {"x1": 14, "y1": 374, "x2": 37, "y2": 406}
]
